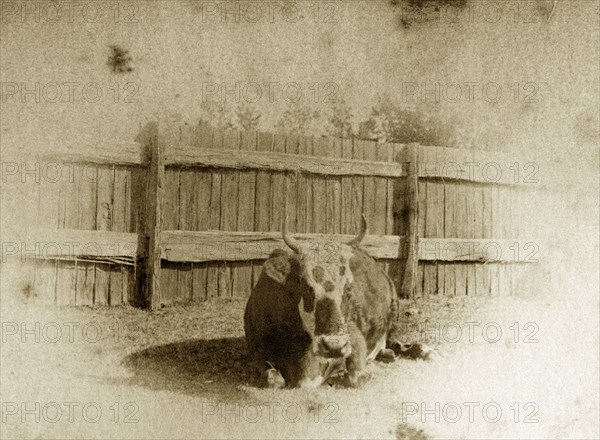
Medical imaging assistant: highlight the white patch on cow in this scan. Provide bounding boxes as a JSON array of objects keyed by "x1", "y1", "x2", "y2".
[
  {"x1": 298, "y1": 297, "x2": 315, "y2": 335},
  {"x1": 338, "y1": 246, "x2": 355, "y2": 285},
  {"x1": 298, "y1": 375, "x2": 324, "y2": 388},
  {"x1": 366, "y1": 334, "x2": 387, "y2": 363},
  {"x1": 322, "y1": 358, "x2": 346, "y2": 381}
]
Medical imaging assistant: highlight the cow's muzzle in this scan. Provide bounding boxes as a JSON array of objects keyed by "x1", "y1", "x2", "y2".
[{"x1": 316, "y1": 334, "x2": 351, "y2": 358}]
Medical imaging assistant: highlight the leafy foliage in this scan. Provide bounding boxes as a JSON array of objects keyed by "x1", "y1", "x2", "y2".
[
  {"x1": 357, "y1": 96, "x2": 457, "y2": 146},
  {"x1": 326, "y1": 99, "x2": 355, "y2": 138},
  {"x1": 235, "y1": 103, "x2": 262, "y2": 131},
  {"x1": 274, "y1": 103, "x2": 322, "y2": 136}
]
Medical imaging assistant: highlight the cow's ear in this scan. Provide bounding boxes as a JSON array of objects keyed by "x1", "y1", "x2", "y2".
[{"x1": 263, "y1": 253, "x2": 291, "y2": 284}]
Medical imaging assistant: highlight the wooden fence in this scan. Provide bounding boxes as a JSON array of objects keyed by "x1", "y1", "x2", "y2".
[{"x1": 0, "y1": 121, "x2": 544, "y2": 308}]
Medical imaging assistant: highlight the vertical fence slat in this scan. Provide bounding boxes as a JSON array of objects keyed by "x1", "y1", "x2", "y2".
[
  {"x1": 205, "y1": 129, "x2": 224, "y2": 299},
  {"x1": 340, "y1": 138, "x2": 354, "y2": 235},
  {"x1": 351, "y1": 140, "x2": 366, "y2": 235},
  {"x1": 423, "y1": 181, "x2": 439, "y2": 296},
  {"x1": 270, "y1": 134, "x2": 286, "y2": 233},
  {"x1": 454, "y1": 183, "x2": 467, "y2": 296},
  {"x1": 234, "y1": 131, "x2": 258, "y2": 298},
  {"x1": 92, "y1": 166, "x2": 112, "y2": 305},
  {"x1": 190, "y1": 123, "x2": 213, "y2": 301},
  {"x1": 332, "y1": 138, "x2": 343, "y2": 235},
  {"x1": 34, "y1": 166, "x2": 60, "y2": 303},
  {"x1": 253, "y1": 132, "x2": 273, "y2": 286},
  {"x1": 284, "y1": 135, "x2": 299, "y2": 234},
  {"x1": 312, "y1": 138, "x2": 328, "y2": 235},
  {"x1": 56, "y1": 164, "x2": 80, "y2": 305},
  {"x1": 219, "y1": 130, "x2": 242, "y2": 298},
  {"x1": 177, "y1": 125, "x2": 196, "y2": 303},
  {"x1": 141, "y1": 121, "x2": 162, "y2": 309},
  {"x1": 400, "y1": 144, "x2": 419, "y2": 298},
  {"x1": 76, "y1": 165, "x2": 97, "y2": 305}
]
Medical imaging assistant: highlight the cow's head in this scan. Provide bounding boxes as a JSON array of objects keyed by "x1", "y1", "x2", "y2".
[{"x1": 263, "y1": 215, "x2": 367, "y2": 360}]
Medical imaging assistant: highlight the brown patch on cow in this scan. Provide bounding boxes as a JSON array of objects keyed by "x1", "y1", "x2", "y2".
[{"x1": 312, "y1": 266, "x2": 325, "y2": 283}]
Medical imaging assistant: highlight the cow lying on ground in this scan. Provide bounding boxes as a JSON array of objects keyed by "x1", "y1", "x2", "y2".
[{"x1": 244, "y1": 216, "x2": 430, "y2": 388}]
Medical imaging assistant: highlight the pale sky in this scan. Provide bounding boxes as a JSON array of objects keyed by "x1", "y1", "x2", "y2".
[{"x1": 1, "y1": 0, "x2": 598, "y2": 163}]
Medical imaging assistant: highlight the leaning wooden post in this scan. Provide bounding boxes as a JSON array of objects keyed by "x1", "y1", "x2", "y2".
[
  {"x1": 142, "y1": 121, "x2": 163, "y2": 309},
  {"x1": 400, "y1": 143, "x2": 419, "y2": 298}
]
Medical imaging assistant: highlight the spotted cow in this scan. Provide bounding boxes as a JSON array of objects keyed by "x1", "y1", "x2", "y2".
[{"x1": 244, "y1": 215, "x2": 405, "y2": 388}]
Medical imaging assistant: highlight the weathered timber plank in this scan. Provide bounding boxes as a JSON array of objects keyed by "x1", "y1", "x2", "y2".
[
  {"x1": 56, "y1": 163, "x2": 79, "y2": 304},
  {"x1": 400, "y1": 144, "x2": 419, "y2": 298},
  {"x1": 219, "y1": 129, "x2": 242, "y2": 298},
  {"x1": 94, "y1": 166, "x2": 113, "y2": 305},
  {"x1": 423, "y1": 181, "x2": 442, "y2": 296},
  {"x1": 160, "y1": 231, "x2": 401, "y2": 261},
  {"x1": 7, "y1": 141, "x2": 143, "y2": 166},
  {"x1": 176, "y1": 123, "x2": 196, "y2": 302},
  {"x1": 178, "y1": 135, "x2": 195, "y2": 302},
  {"x1": 205, "y1": 130, "x2": 224, "y2": 299},
  {"x1": 235, "y1": 130, "x2": 258, "y2": 298},
  {"x1": 270, "y1": 134, "x2": 286, "y2": 234},
  {"x1": 253, "y1": 132, "x2": 274, "y2": 287},
  {"x1": 2, "y1": 229, "x2": 140, "y2": 259},
  {"x1": 454, "y1": 183, "x2": 467, "y2": 295},
  {"x1": 165, "y1": 147, "x2": 404, "y2": 178},
  {"x1": 303, "y1": 136, "x2": 315, "y2": 233},
  {"x1": 324, "y1": 138, "x2": 341, "y2": 234},
  {"x1": 488, "y1": 186, "x2": 500, "y2": 296},
  {"x1": 159, "y1": 232, "x2": 535, "y2": 263},
  {"x1": 340, "y1": 139, "x2": 354, "y2": 235},
  {"x1": 312, "y1": 176, "x2": 328, "y2": 234},
  {"x1": 77, "y1": 164, "x2": 97, "y2": 305},
  {"x1": 142, "y1": 121, "x2": 162, "y2": 309}
]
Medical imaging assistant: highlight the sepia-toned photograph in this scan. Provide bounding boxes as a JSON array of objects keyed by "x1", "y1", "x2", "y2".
[{"x1": 0, "y1": 1, "x2": 598, "y2": 438}]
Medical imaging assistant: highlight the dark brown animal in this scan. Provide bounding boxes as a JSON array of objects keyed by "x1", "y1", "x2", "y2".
[{"x1": 244, "y1": 216, "x2": 401, "y2": 388}]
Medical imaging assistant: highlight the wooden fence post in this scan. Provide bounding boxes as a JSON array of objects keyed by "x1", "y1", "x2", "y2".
[
  {"x1": 400, "y1": 143, "x2": 419, "y2": 298},
  {"x1": 140, "y1": 121, "x2": 163, "y2": 309}
]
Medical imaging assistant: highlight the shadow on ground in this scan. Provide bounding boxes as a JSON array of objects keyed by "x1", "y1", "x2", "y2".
[{"x1": 120, "y1": 337, "x2": 257, "y2": 399}]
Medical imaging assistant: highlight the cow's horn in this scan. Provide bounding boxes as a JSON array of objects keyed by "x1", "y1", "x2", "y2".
[
  {"x1": 282, "y1": 214, "x2": 301, "y2": 254},
  {"x1": 348, "y1": 214, "x2": 367, "y2": 247}
]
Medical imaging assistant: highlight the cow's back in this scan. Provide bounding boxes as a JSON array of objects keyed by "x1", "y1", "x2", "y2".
[{"x1": 345, "y1": 249, "x2": 396, "y2": 354}]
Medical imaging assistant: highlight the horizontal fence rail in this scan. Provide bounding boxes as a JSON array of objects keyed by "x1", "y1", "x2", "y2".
[
  {"x1": 1, "y1": 120, "x2": 545, "y2": 307},
  {"x1": 165, "y1": 147, "x2": 405, "y2": 177},
  {"x1": 159, "y1": 231, "x2": 534, "y2": 263}
]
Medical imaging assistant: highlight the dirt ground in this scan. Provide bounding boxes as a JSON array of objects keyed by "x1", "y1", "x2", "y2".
[{"x1": 1, "y1": 287, "x2": 598, "y2": 439}]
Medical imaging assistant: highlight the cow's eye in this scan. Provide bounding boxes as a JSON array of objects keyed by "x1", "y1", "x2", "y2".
[
  {"x1": 339, "y1": 265, "x2": 346, "y2": 276},
  {"x1": 323, "y1": 281, "x2": 335, "y2": 292}
]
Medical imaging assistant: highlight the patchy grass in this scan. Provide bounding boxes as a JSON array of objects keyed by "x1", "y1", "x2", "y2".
[{"x1": 1, "y1": 292, "x2": 598, "y2": 439}]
